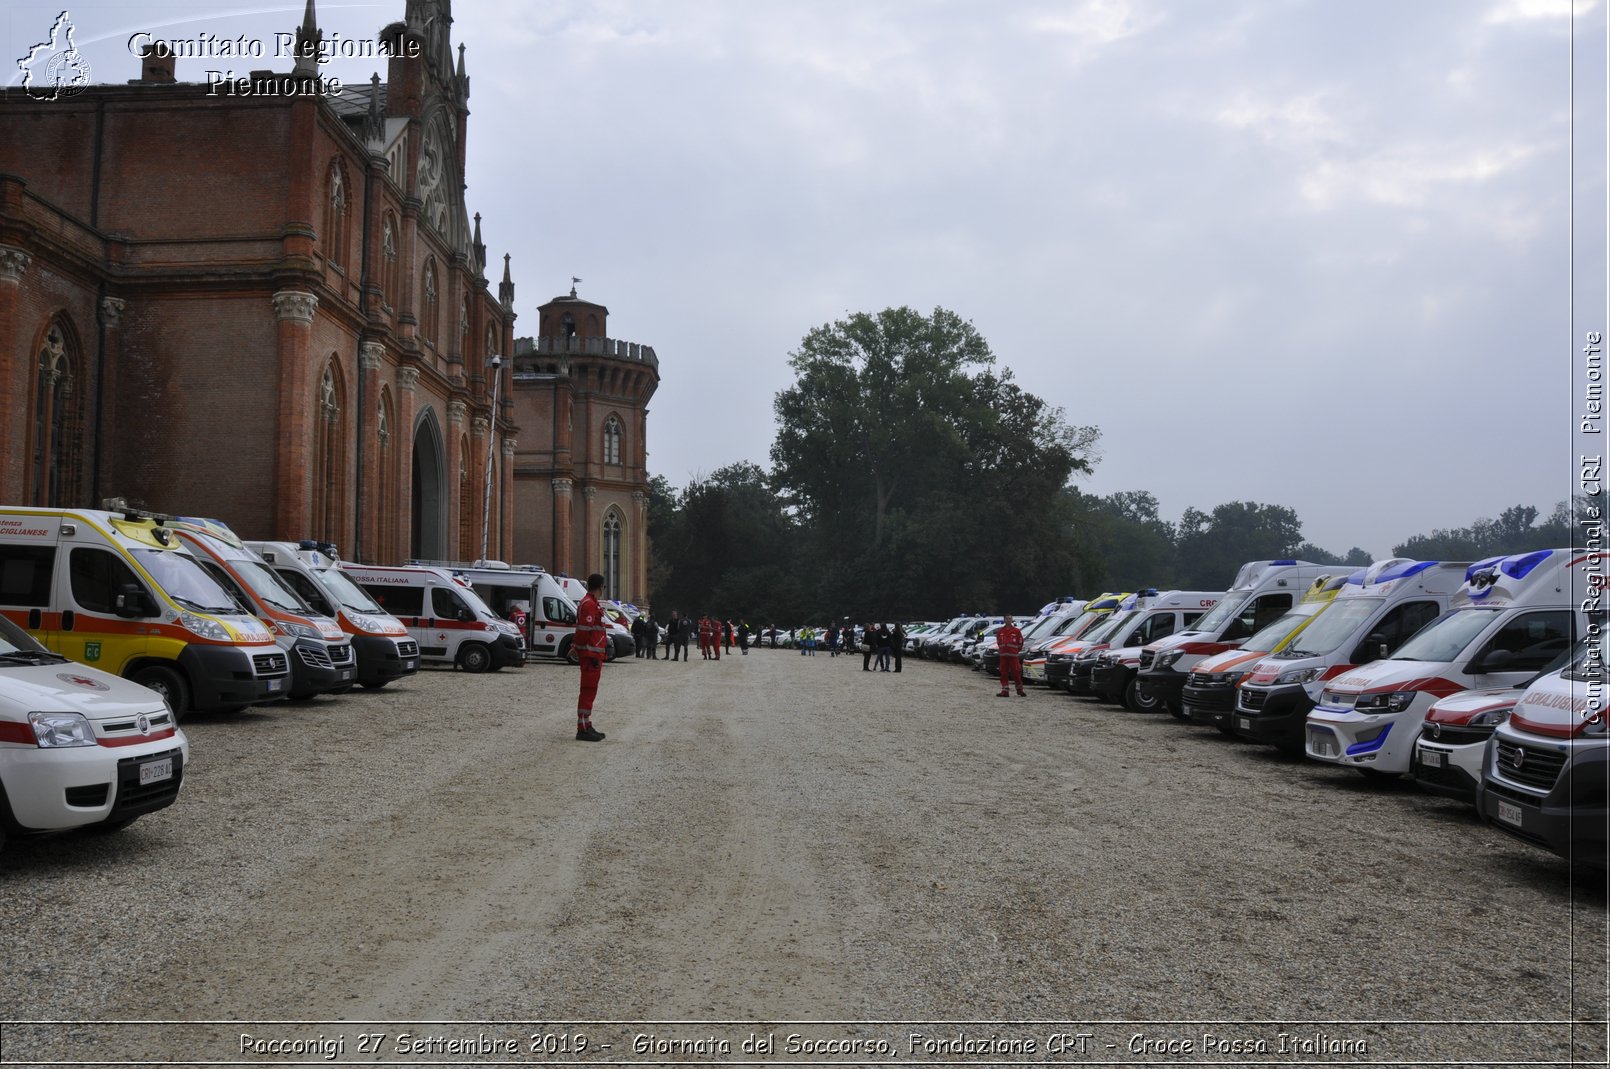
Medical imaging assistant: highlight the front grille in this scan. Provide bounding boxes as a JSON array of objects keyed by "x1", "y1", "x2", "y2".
[
  {"x1": 396, "y1": 640, "x2": 419, "y2": 658},
  {"x1": 1238, "y1": 688, "x2": 1268, "y2": 711},
  {"x1": 1187, "y1": 671, "x2": 1214, "y2": 687},
  {"x1": 1184, "y1": 685, "x2": 1235, "y2": 711},
  {"x1": 1495, "y1": 738, "x2": 1567, "y2": 792},
  {"x1": 253, "y1": 651, "x2": 289, "y2": 676},
  {"x1": 329, "y1": 643, "x2": 355, "y2": 666},
  {"x1": 297, "y1": 645, "x2": 333, "y2": 669},
  {"x1": 1423, "y1": 723, "x2": 1494, "y2": 747},
  {"x1": 65, "y1": 784, "x2": 109, "y2": 807},
  {"x1": 111, "y1": 748, "x2": 184, "y2": 818},
  {"x1": 1138, "y1": 650, "x2": 1155, "y2": 670}
]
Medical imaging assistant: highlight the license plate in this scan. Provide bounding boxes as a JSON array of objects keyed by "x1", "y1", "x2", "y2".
[
  {"x1": 1497, "y1": 800, "x2": 1523, "y2": 827},
  {"x1": 265, "y1": 678, "x2": 282, "y2": 692},
  {"x1": 404, "y1": 660, "x2": 416, "y2": 670},
  {"x1": 338, "y1": 670, "x2": 353, "y2": 681},
  {"x1": 1418, "y1": 747, "x2": 1444, "y2": 768},
  {"x1": 139, "y1": 758, "x2": 173, "y2": 785},
  {"x1": 1237, "y1": 717, "x2": 1251, "y2": 732}
]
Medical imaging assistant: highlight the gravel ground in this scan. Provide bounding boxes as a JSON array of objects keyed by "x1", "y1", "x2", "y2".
[{"x1": 0, "y1": 647, "x2": 1605, "y2": 1067}]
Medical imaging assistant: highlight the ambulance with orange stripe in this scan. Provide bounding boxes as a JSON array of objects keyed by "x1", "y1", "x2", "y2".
[
  {"x1": 339, "y1": 563, "x2": 524, "y2": 673},
  {"x1": 1304, "y1": 549, "x2": 1600, "y2": 777},
  {"x1": 0, "y1": 507, "x2": 290, "y2": 719},
  {"x1": 0, "y1": 611, "x2": 189, "y2": 850}
]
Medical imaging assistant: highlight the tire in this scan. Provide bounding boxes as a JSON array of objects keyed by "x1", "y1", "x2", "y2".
[
  {"x1": 457, "y1": 642, "x2": 493, "y2": 674},
  {"x1": 1166, "y1": 698, "x2": 1190, "y2": 721},
  {"x1": 130, "y1": 665, "x2": 190, "y2": 722},
  {"x1": 559, "y1": 637, "x2": 578, "y2": 665},
  {"x1": 1124, "y1": 677, "x2": 1165, "y2": 714}
]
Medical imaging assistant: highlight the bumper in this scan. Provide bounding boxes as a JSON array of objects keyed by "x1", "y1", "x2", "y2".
[
  {"x1": 1230, "y1": 684, "x2": 1313, "y2": 747},
  {"x1": 1304, "y1": 707, "x2": 1415, "y2": 772},
  {"x1": 1022, "y1": 660, "x2": 1048, "y2": 684},
  {"x1": 1410, "y1": 735, "x2": 1485, "y2": 805},
  {"x1": 0, "y1": 737, "x2": 188, "y2": 832},
  {"x1": 492, "y1": 634, "x2": 525, "y2": 669},
  {"x1": 1044, "y1": 659, "x2": 1073, "y2": 687},
  {"x1": 1136, "y1": 667, "x2": 1186, "y2": 709},
  {"x1": 1183, "y1": 682, "x2": 1236, "y2": 727},
  {"x1": 179, "y1": 644, "x2": 288, "y2": 710},
  {"x1": 1480, "y1": 745, "x2": 1609, "y2": 868},
  {"x1": 1089, "y1": 663, "x2": 1133, "y2": 703},
  {"x1": 352, "y1": 634, "x2": 418, "y2": 686},
  {"x1": 289, "y1": 638, "x2": 358, "y2": 697}
]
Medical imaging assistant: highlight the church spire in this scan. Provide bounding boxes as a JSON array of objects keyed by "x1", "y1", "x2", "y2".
[
  {"x1": 499, "y1": 253, "x2": 515, "y2": 312},
  {"x1": 292, "y1": 0, "x2": 321, "y2": 79}
]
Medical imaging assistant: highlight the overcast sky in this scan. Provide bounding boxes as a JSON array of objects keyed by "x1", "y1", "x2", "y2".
[{"x1": 7, "y1": 0, "x2": 1606, "y2": 561}]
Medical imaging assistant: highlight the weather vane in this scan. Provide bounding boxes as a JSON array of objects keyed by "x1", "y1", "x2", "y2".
[{"x1": 569, "y1": 276, "x2": 582, "y2": 298}]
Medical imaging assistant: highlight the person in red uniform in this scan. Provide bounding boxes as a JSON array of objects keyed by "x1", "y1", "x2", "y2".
[
  {"x1": 698, "y1": 615, "x2": 713, "y2": 659},
  {"x1": 574, "y1": 573, "x2": 609, "y2": 741},
  {"x1": 996, "y1": 613, "x2": 1026, "y2": 698}
]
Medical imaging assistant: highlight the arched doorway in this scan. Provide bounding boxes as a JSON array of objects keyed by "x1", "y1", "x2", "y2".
[{"x1": 411, "y1": 409, "x2": 446, "y2": 560}]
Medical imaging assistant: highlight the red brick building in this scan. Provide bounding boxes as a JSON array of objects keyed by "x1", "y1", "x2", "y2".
[{"x1": 0, "y1": 1, "x2": 659, "y2": 602}]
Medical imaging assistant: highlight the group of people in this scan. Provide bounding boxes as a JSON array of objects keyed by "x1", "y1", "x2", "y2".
[
  {"x1": 649, "y1": 612, "x2": 757, "y2": 661},
  {"x1": 793, "y1": 621, "x2": 906, "y2": 672}
]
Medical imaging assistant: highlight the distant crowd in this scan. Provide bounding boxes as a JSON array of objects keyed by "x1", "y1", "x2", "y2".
[{"x1": 627, "y1": 615, "x2": 907, "y2": 671}]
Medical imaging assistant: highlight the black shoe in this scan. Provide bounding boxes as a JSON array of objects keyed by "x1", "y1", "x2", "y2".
[{"x1": 575, "y1": 727, "x2": 606, "y2": 742}]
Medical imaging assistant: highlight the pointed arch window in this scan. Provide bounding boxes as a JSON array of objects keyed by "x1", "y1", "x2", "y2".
[
  {"x1": 422, "y1": 260, "x2": 439, "y2": 347},
  {"x1": 31, "y1": 320, "x2": 82, "y2": 506},
  {"x1": 325, "y1": 162, "x2": 349, "y2": 269},
  {"x1": 603, "y1": 415, "x2": 623, "y2": 466},
  {"x1": 602, "y1": 510, "x2": 623, "y2": 600},
  {"x1": 312, "y1": 360, "x2": 346, "y2": 544}
]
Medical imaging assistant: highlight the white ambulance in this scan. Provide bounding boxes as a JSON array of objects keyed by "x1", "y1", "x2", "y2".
[
  {"x1": 415, "y1": 561, "x2": 585, "y2": 663},
  {"x1": 1133, "y1": 560, "x2": 1338, "y2": 719},
  {"x1": 1231, "y1": 559, "x2": 1467, "y2": 753},
  {"x1": 1304, "y1": 549, "x2": 1598, "y2": 777},
  {"x1": 1477, "y1": 630, "x2": 1609, "y2": 868},
  {"x1": 340, "y1": 563, "x2": 524, "y2": 673},
  {"x1": 1078, "y1": 589, "x2": 1225, "y2": 710},
  {"x1": 246, "y1": 541, "x2": 419, "y2": 690},
  {"x1": 0, "y1": 507, "x2": 289, "y2": 718},
  {"x1": 0, "y1": 613, "x2": 189, "y2": 850}
]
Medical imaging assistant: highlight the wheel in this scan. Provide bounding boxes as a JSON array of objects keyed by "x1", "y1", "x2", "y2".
[
  {"x1": 560, "y1": 637, "x2": 579, "y2": 665},
  {"x1": 1166, "y1": 698, "x2": 1190, "y2": 721},
  {"x1": 607, "y1": 642, "x2": 620, "y2": 663},
  {"x1": 129, "y1": 665, "x2": 190, "y2": 722},
  {"x1": 1124, "y1": 677, "x2": 1165, "y2": 714},
  {"x1": 457, "y1": 642, "x2": 493, "y2": 673}
]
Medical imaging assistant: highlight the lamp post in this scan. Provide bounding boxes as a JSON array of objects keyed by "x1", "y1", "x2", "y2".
[{"x1": 480, "y1": 353, "x2": 502, "y2": 564}]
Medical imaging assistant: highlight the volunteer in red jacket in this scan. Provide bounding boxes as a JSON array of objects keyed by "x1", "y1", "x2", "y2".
[
  {"x1": 996, "y1": 613, "x2": 1026, "y2": 698},
  {"x1": 574, "y1": 573, "x2": 610, "y2": 741}
]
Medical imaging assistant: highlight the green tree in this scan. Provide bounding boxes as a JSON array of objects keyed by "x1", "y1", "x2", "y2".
[
  {"x1": 1071, "y1": 489, "x2": 1177, "y2": 591},
  {"x1": 1174, "y1": 501, "x2": 1304, "y2": 588},
  {"x1": 770, "y1": 307, "x2": 1099, "y2": 618}
]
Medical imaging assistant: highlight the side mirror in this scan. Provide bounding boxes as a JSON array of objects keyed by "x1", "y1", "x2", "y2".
[
  {"x1": 1352, "y1": 633, "x2": 1389, "y2": 664},
  {"x1": 114, "y1": 585, "x2": 153, "y2": 619},
  {"x1": 458, "y1": 609, "x2": 474, "y2": 622},
  {"x1": 1471, "y1": 648, "x2": 1515, "y2": 674}
]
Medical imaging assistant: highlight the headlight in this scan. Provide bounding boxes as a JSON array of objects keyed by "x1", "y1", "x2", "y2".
[
  {"x1": 1277, "y1": 666, "x2": 1321, "y2": 685},
  {"x1": 275, "y1": 619, "x2": 318, "y2": 640},
  {"x1": 347, "y1": 611, "x2": 405, "y2": 635},
  {"x1": 1156, "y1": 650, "x2": 1185, "y2": 670},
  {"x1": 1468, "y1": 708, "x2": 1512, "y2": 728},
  {"x1": 178, "y1": 611, "x2": 230, "y2": 641},
  {"x1": 29, "y1": 711, "x2": 96, "y2": 748},
  {"x1": 1356, "y1": 691, "x2": 1417, "y2": 713}
]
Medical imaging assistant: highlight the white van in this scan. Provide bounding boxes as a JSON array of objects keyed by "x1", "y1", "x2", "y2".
[
  {"x1": 416, "y1": 562, "x2": 588, "y2": 663},
  {"x1": 1305, "y1": 549, "x2": 1599, "y2": 777},
  {"x1": 341, "y1": 563, "x2": 523, "y2": 673},
  {"x1": 0, "y1": 507, "x2": 289, "y2": 717},
  {"x1": 247, "y1": 541, "x2": 418, "y2": 690},
  {"x1": 1477, "y1": 630, "x2": 1609, "y2": 868},
  {"x1": 1079, "y1": 590, "x2": 1224, "y2": 710},
  {"x1": 1134, "y1": 560, "x2": 1338, "y2": 718},
  {"x1": 0, "y1": 612, "x2": 188, "y2": 849},
  {"x1": 1231, "y1": 559, "x2": 1467, "y2": 752}
]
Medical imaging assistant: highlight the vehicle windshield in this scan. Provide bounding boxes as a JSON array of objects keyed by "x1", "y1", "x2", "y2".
[
  {"x1": 1563, "y1": 630, "x2": 1610, "y2": 683},
  {"x1": 234, "y1": 561, "x2": 311, "y2": 614},
  {"x1": 1053, "y1": 611, "x2": 1098, "y2": 637},
  {"x1": 1241, "y1": 602, "x2": 1329, "y2": 655},
  {"x1": 313, "y1": 566, "x2": 385, "y2": 613},
  {"x1": 1022, "y1": 615, "x2": 1059, "y2": 640},
  {"x1": 457, "y1": 585, "x2": 498, "y2": 619},
  {"x1": 1389, "y1": 607, "x2": 1498, "y2": 662},
  {"x1": 1082, "y1": 609, "x2": 1138, "y2": 644},
  {"x1": 0, "y1": 613, "x2": 60, "y2": 660},
  {"x1": 131, "y1": 548, "x2": 240, "y2": 614},
  {"x1": 1184, "y1": 592, "x2": 1250, "y2": 636},
  {"x1": 1278, "y1": 597, "x2": 1384, "y2": 658}
]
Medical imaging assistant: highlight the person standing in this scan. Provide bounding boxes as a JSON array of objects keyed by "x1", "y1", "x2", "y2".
[
  {"x1": 825, "y1": 622, "x2": 839, "y2": 657},
  {"x1": 892, "y1": 622, "x2": 906, "y2": 673},
  {"x1": 645, "y1": 614, "x2": 659, "y2": 660},
  {"x1": 574, "y1": 573, "x2": 609, "y2": 741},
  {"x1": 996, "y1": 613, "x2": 1026, "y2": 698},
  {"x1": 738, "y1": 620, "x2": 751, "y2": 655},
  {"x1": 678, "y1": 612, "x2": 694, "y2": 662},
  {"x1": 875, "y1": 623, "x2": 893, "y2": 671},
  {"x1": 667, "y1": 611, "x2": 683, "y2": 661},
  {"x1": 698, "y1": 615, "x2": 712, "y2": 660},
  {"x1": 861, "y1": 622, "x2": 876, "y2": 672}
]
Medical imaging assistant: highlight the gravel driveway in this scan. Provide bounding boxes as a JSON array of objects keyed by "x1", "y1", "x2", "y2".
[{"x1": 1, "y1": 649, "x2": 1604, "y2": 1066}]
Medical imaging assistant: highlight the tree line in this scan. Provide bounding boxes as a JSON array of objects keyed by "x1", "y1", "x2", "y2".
[{"x1": 645, "y1": 306, "x2": 1589, "y2": 623}]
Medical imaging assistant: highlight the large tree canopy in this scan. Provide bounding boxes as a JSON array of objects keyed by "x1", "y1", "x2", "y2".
[{"x1": 769, "y1": 307, "x2": 1099, "y2": 616}]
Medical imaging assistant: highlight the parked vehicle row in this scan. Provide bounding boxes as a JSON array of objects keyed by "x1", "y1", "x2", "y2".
[
  {"x1": 0, "y1": 504, "x2": 602, "y2": 854},
  {"x1": 921, "y1": 550, "x2": 1608, "y2": 870}
]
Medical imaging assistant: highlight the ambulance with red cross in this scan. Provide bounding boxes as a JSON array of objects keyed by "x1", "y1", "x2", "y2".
[
  {"x1": 1304, "y1": 549, "x2": 1599, "y2": 777},
  {"x1": 339, "y1": 563, "x2": 524, "y2": 673}
]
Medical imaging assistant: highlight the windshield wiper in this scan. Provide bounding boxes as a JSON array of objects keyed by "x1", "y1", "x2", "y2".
[{"x1": 0, "y1": 650, "x2": 67, "y2": 665}]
